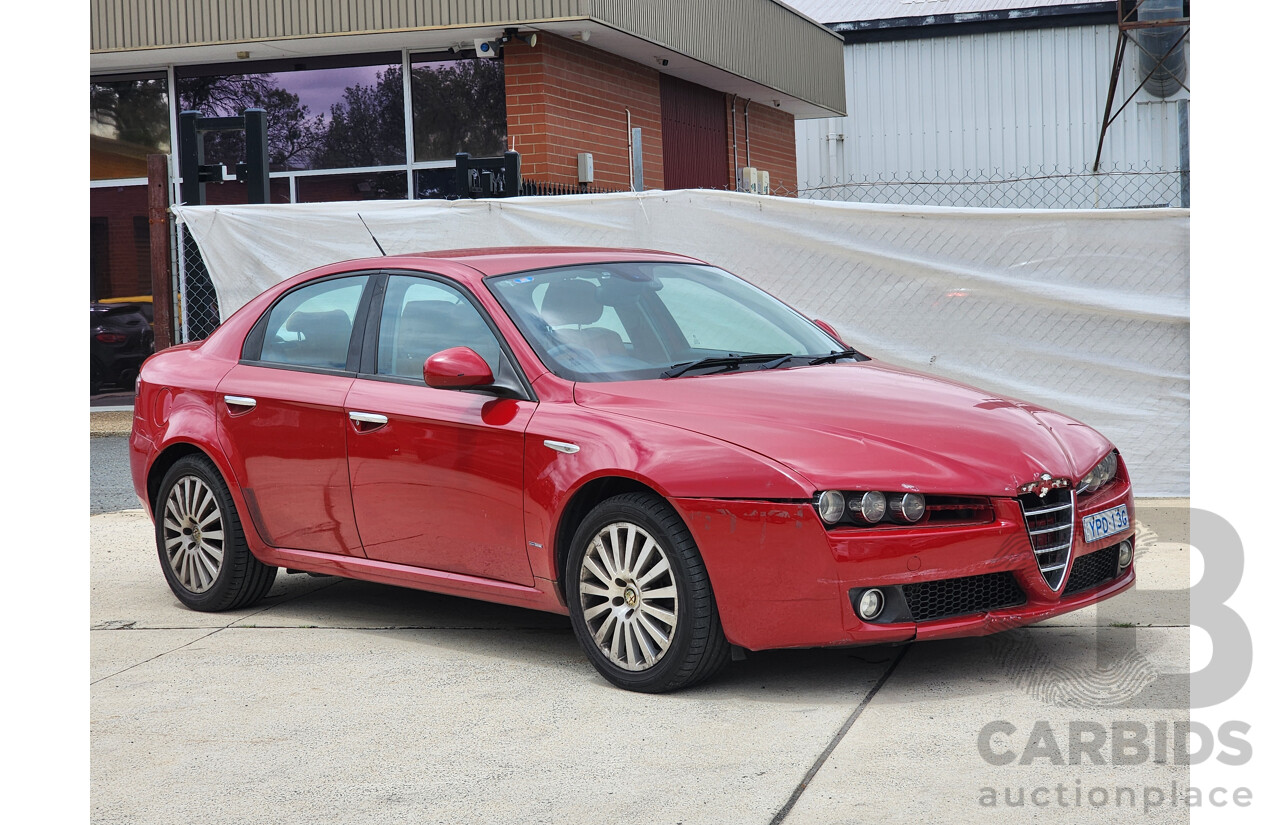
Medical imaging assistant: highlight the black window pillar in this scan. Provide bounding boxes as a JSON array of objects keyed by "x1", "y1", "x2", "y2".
[{"x1": 178, "y1": 109, "x2": 270, "y2": 206}]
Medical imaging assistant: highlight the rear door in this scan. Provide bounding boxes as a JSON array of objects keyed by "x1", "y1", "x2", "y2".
[
  {"x1": 216, "y1": 273, "x2": 374, "y2": 555},
  {"x1": 345, "y1": 272, "x2": 536, "y2": 584}
]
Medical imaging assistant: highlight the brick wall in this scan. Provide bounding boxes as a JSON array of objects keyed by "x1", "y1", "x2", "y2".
[
  {"x1": 504, "y1": 33, "x2": 663, "y2": 191},
  {"x1": 505, "y1": 34, "x2": 797, "y2": 196},
  {"x1": 725, "y1": 99, "x2": 798, "y2": 196}
]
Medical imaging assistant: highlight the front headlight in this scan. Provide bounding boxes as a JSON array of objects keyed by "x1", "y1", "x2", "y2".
[{"x1": 1078, "y1": 451, "x2": 1119, "y2": 494}]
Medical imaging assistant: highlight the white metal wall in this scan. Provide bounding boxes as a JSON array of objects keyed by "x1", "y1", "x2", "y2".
[{"x1": 797, "y1": 24, "x2": 1188, "y2": 194}]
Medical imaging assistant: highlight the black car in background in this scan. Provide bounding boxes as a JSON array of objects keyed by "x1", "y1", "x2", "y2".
[{"x1": 91, "y1": 302, "x2": 154, "y2": 394}]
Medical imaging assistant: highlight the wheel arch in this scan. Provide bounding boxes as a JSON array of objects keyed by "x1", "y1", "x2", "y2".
[
  {"x1": 552, "y1": 475, "x2": 666, "y2": 602},
  {"x1": 146, "y1": 442, "x2": 212, "y2": 512}
]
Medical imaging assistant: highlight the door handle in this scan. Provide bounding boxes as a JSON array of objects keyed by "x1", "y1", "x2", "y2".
[
  {"x1": 348, "y1": 411, "x2": 389, "y2": 432},
  {"x1": 223, "y1": 395, "x2": 257, "y2": 413}
]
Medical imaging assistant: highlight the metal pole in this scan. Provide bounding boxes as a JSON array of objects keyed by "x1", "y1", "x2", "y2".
[
  {"x1": 1178, "y1": 99, "x2": 1190, "y2": 208},
  {"x1": 1093, "y1": 32, "x2": 1127, "y2": 172},
  {"x1": 244, "y1": 108, "x2": 270, "y2": 204},
  {"x1": 178, "y1": 110, "x2": 204, "y2": 205}
]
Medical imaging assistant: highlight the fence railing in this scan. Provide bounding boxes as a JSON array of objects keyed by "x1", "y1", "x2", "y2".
[
  {"x1": 797, "y1": 163, "x2": 1188, "y2": 210},
  {"x1": 518, "y1": 179, "x2": 630, "y2": 197}
]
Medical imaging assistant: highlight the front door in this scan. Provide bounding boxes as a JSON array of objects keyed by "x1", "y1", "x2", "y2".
[{"x1": 346, "y1": 274, "x2": 535, "y2": 584}]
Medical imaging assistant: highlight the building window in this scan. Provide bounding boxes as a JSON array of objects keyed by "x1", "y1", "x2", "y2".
[
  {"x1": 297, "y1": 171, "x2": 408, "y2": 204},
  {"x1": 91, "y1": 74, "x2": 169, "y2": 181},
  {"x1": 410, "y1": 54, "x2": 508, "y2": 162},
  {"x1": 90, "y1": 186, "x2": 151, "y2": 300},
  {"x1": 176, "y1": 54, "x2": 407, "y2": 172}
]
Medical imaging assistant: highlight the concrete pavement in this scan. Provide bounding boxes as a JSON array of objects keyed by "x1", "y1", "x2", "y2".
[{"x1": 90, "y1": 492, "x2": 1192, "y2": 824}]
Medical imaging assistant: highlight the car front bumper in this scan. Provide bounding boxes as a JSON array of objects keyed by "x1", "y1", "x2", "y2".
[{"x1": 673, "y1": 483, "x2": 1136, "y2": 651}]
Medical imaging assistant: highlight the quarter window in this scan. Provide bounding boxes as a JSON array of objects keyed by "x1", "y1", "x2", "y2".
[{"x1": 259, "y1": 276, "x2": 369, "y2": 370}]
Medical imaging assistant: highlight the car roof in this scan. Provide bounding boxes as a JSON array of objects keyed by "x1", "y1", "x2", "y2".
[{"x1": 369, "y1": 246, "x2": 706, "y2": 279}]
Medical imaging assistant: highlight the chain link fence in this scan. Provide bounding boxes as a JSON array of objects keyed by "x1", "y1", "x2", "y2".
[
  {"x1": 174, "y1": 222, "x2": 222, "y2": 343},
  {"x1": 798, "y1": 163, "x2": 1189, "y2": 210}
]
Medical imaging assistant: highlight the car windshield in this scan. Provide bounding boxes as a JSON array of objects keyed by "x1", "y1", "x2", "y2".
[{"x1": 487, "y1": 262, "x2": 845, "y2": 382}]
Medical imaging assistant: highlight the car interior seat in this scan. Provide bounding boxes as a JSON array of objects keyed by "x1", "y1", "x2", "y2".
[
  {"x1": 281, "y1": 309, "x2": 352, "y2": 369},
  {"x1": 539, "y1": 278, "x2": 626, "y2": 357}
]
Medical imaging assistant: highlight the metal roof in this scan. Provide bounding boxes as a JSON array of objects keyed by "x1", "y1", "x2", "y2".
[
  {"x1": 782, "y1": 0, "x2": 1110, "y2": 24},
  {"x1": 90, "y1": 0, "x2": 846, "y2": 117}
]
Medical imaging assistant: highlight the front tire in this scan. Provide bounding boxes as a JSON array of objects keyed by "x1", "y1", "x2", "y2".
[
  {"x1": 154, "y1": 455, "x2": 277, "y2": 611},
  {"x1": 566, "y1": 492, "x2": 730, "y2": 692}
]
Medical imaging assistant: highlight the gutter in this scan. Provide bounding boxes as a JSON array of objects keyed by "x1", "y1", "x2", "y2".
[{"x1": 829, "y1": 2, "x2": 1119, "y2": 44}]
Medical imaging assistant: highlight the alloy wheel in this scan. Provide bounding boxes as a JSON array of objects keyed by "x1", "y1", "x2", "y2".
[
  {"x1": 577, "y1": 521, "x2": 680, "y2": 672},
  {"x1": 162, "y1": 475, "x2": 226, "y2": 593}
]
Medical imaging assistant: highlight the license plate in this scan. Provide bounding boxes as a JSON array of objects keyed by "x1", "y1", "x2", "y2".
[{"x1": 1082, "y1": 504, "x2": 1129, "y2": 543}]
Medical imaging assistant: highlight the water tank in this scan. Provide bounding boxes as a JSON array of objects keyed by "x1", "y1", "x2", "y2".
[{"x1": 1136, "y1": 0, "x2": 1189, "y2": 98}]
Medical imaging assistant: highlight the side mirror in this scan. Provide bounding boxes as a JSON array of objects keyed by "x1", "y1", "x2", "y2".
[
  {"x1": 813, "y1": 318, "x2": 847, "y2": 347},
  {"x1": 424, "y1": 347, "x2": 495, "y2": 389}
]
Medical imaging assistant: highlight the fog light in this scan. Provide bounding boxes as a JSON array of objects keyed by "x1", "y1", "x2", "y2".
[
  {"x1": 890, "y1": 492, "x2": 926, "y2": 523},
  {"x1": 1118, "y1": 540, "x2": 1133, "y2": 569},
  {"x1": 817, "y1": 490, "x2": 846, "y2": 524},
  {"x1": 857, "y1": 588, "x2": 885, "y2": 621},
  {"x1": 854, "y1": 491, "x2": 887, "y2": 524}
]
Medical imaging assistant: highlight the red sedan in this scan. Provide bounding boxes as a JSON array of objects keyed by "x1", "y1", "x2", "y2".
[{"x1": 130, "y1": 247, "x2": 1135, "y2": 692}]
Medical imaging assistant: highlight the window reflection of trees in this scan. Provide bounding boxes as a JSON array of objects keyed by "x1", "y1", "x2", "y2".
[
  {"x1": 91, "y1": 77, "x2": 170, "y2": 152},
  {"x1": 175, "y1": 57, "x2": 506, "y2": 174},
  {"x1": 411, "y1": 59, "x2": 507, "y2": 161}
]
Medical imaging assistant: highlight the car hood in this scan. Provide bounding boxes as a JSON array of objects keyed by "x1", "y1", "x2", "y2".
[{"x1": 572, "y1": 362, "x2": 1114, "y2": 496}]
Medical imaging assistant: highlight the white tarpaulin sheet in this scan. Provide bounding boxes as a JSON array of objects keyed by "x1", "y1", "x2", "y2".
[{"x1": 173, "y1": 190, "x2": 1189, "y2": 496}]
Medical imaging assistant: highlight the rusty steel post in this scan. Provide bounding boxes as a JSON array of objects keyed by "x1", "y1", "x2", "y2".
[{"x1": 147, "y1": 153, "x2": 174, "y2": 352}]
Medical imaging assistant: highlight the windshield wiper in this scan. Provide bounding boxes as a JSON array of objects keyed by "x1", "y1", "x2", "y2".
[
  {"x1": 661, "y1": 353, "x2": 793, "y2": 378},
  {"x1": 807, "y1": 348, "x2": 869, "y2": 365}
]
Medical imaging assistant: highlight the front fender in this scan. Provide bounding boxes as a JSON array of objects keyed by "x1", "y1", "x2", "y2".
[{"x1": 522, "y1": 401, "x2": 816, "y2": 582}]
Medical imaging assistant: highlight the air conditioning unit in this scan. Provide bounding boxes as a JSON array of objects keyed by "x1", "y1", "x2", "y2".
[
  {"x1": 759, "y1": 170, "x2": 771, "y2": 196},
  {"x1": 737, "y1": 166, "x2": 759, "y2": 194}
]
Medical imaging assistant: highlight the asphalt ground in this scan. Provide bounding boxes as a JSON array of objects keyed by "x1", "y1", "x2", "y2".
[{"x1": 90, "y1": 415, "x2": 1192, "y2": 824}]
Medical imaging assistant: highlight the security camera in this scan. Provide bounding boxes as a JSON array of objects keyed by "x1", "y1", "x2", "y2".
[{"x1": 655, "y1": 57, "x2": 669, "y2": 67}]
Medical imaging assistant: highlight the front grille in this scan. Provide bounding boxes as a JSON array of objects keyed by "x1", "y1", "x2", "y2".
[
  {"x1": 1064, "y1": 545, "x2": 1122, "y2": 595},
  {"x1": 902, "y1": 571, "x2": 1026, "y2": 622},
  {"x1": 1019, "y1": 489, "x2": 1075, "y2": 591}
]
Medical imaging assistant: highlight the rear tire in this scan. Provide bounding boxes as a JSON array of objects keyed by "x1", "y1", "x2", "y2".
[
  {"x1": 154, "y1": 455, "x2": 277, "y2": 611},
  {"x1": 565, "y1": 492, "x2": 730, "y2": 692}
]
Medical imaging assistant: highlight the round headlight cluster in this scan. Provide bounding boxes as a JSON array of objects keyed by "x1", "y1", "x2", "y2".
[
  {"x1": 817, "y1": 490, "x2": 846, "y2": 524},
  {"x1": 1079, "y1": 451, "x2": 1119, "y2": 495},
  {"x1": 889, "y1": 493, "x2": 926, "y2": 523},
  {"x1": 852, "y1": 491, "x2": 888, "y2": 524},
  {"x1": 815, "y1": 491, "x2": 927, "y2": 526}
]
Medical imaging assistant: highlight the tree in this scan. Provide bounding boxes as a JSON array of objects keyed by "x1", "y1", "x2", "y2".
[
  {"x1": 177, "y1": 74, "x2": 323, "y2": 171},
  {"x1": 314, "y1": 67, "x2": 407, "y2": 168},
  {"x1": 91, "y1": 77, "x2": 170, "y2": 151},
  {"x1": 412, "y1": 59, "x2": 507, "y2": 161}
]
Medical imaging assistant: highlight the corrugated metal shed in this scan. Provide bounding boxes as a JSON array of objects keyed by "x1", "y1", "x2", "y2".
[{"x1": 795, "y1": 19, "x2": 1188, "y2": 206}]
